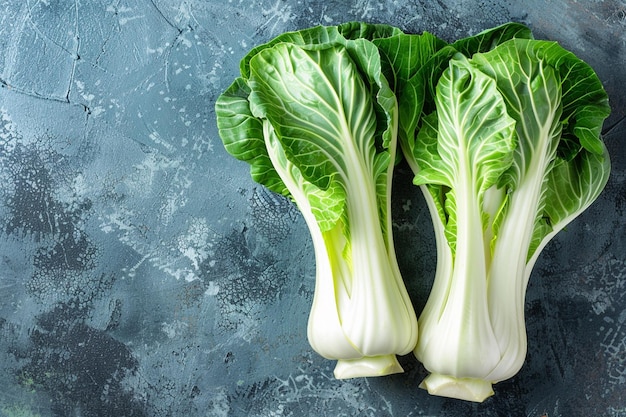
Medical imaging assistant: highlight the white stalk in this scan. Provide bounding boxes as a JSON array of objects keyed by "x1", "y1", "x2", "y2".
[
  {"x1": 486, "y1": 176, "x2": 542, "y2": 382},
  {"x1": 265, "y1": 112, "x2": 417, "y2": 377},
  {"x1": 329, "y1": 112, "x2": 417, "y2": 376},
  {"x1": 415, "y1": 158, "x2": 500, "y2": 402},
  {"x1": 263, "y1": 123, "x2": 363, "y2": 361},
  {"x1": 486, "y1": 110, "x2": 560, "y2": 381}
]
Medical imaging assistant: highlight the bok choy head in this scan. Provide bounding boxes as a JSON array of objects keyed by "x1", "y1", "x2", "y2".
[
  {"x1": 402, "y1": 33, "x2": 611, "y2": 401},
  {"x1": 215, "y1": 23, "x2": 420, "y2": 379}
]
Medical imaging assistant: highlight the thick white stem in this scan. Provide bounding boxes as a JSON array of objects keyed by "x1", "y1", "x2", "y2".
[
  {"x1": 337, "y1": 140, "x2": 416, "y2": 362},
  {"x1": 415, "y1": 155, "x2": 500, "y2": 399},
  {"x1": 487, "y1": 119, "x2": 556, "y2": 381},
  {"x1": 262, "y1": 123, "x2": 362, "y2": 361},
  {"x1": 417, "y1": 184, "x2": 499, "y2": 386}
]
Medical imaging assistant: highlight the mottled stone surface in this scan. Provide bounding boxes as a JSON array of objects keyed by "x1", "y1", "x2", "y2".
[{"x1": 0, "y1": 1, "x2": 624, "y2": 416}]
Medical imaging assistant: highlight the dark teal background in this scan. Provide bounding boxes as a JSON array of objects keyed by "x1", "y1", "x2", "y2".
[{"x1": 0, "y1": 1, "x2": 624, "y2": 416}]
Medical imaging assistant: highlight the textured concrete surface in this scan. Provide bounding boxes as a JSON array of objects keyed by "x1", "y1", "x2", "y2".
[{"x1": 0, "y1": 1, "x2": 624, "y2": 416}]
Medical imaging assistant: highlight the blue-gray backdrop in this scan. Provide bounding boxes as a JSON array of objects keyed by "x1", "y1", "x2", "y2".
[{"x1": 0, "y1": 1, "x2": 624, "y2": 416}]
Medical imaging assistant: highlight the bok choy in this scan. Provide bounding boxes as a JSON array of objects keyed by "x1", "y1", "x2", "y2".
[
  {"x1": 401, "y1": 36, "x2": 611, "y2": 401},
  {"x1": 215, "y1": 23, "x2": 419, "y2": 378},
  {"x1": 215, "y1": 21, "x2": 611, "y2": 402}
]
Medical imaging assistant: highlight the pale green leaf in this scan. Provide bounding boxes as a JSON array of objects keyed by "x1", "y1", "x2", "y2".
[{"x1": 413, "y1": 54, "x2": 516, "y2": 254}]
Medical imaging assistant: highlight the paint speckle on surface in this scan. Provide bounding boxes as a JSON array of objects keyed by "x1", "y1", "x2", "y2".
[{"x1": 0, "y1": 1, "x2": 624, "y2": 416}]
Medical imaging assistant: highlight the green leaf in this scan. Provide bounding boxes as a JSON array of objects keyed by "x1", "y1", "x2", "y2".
[
  {"x1": 399, "y1": 23, "x2": 531, "y2": 155},
  {"x1": 413, "y1": 54, "x2": 516, "y2": 253},
  {"x1": 398, "y1": 46, "x2": 457, "y2": 145},
  {"x1": 245, "y1": 38, "x2": 399, "y2": 247},
  {"x1": 215, "y1": 77, "x2": 288, "y2": 196},
  {"x1": 373, "y1": 32, "x2": 447, "y2": 147},
  {"x1": 263, "y1": 121, "x2": 345, "y2": 231},
  {"x1": 248, "y1": 42, "x2": 383, "y2": 189},
  {"x1": 535, "y1": 41, "x2": 610, "y2": 155},
  {"x1": 374, "y1": 32, "x2": 448, "y2": 92},
  {"x1": 416, "y1": 55, "x2": 516, "y2": 191},
  {"x1": 239, "y1": 25, "x2": 340, "y2": 78},
  {"x1": 411, "y1": 112, "x2": 446, "y2": 186},
  {"x1": 471, "y1": 40, "x2": 563, "y2": 184},
  {"x1": 534, "y1": 144, "x2": 611, "y2": 251},
  {"x1": 217, "y1": 24, "x2": 401, "y2": 240},
  {"x1": 337, "y1": 21, "x2": 404, "y2": 40},
  {"x1": 451, "y1": 22, "x2": 533, "y2": 56},
  {"x1": 469, "y1": 38, "x2": 610, "y2": 260},
  {"x1": 239, "y1": 22, "x2": 402, "y2": 80}
]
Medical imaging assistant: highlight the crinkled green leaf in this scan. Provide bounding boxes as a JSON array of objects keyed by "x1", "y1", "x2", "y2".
[
  {"x1": 337, "y1": 21, "x2": 403, "y2": 41},
  {"x1": 470, "y1": 38, "x2": 610, "y2": 260},
  {"x1": 248, "y1": 42, "x2": 386, "y2": 190},
  {"x1": 373, "y1": 32, "x2": 447, "y2": 147},
  {"x1": 413, "y1": 54, "x2": 516, "y2": 253},
  {"x1": 245, "y1": 38, "x2": 399, "y2": 251},
  {"x1": 537, "y1": 41, "x2": 610, "y2": 155},
  {"x1": 217, "y1": 23, "x2": 401, "y2": 234},
  {"x1": 263, "y1": 120, "x2": 345, "y2": 232},
  {"x1": 534, "y1": 145, "x2": 611, "y2": 257},
  {"x1": 399, "y1": 22, "x2": 532, "y2": 157},
  {"x1": 215, "y1": 77, "x2": 288, "y2": 196},
  {"x1": 239, "y1": 25, "x2": 340, "y2": 78},
  {"x1": 451, "y1": 22, "x2": 533, "y2": 57},
  {"x1": 373, "y1": 31, "x2": 447, "y2": 92},
  {"x1": 239, "y1": 22, "x2": 401, "y2": 79}
]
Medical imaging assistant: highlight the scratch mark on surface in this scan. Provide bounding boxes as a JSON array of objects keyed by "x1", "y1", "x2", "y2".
[
  {"x1": 0, "y1": 77, "x2": 67, "y2": 104},
  {"x1": 602, "y1": 114, "x2": 626, "y2": 136},
  {"x1": 147, "y1": 0, "x2": 192, "y2": 93},
  {"x1": 148, "y1": 0, "x2": 183, "y2": 34},
  {"x1": 257, "y1": 0, "x2": 295, "y2": 36},
  {"x1": 65, "y1": 0, "x2": 81, "y2": 103},
  {"x1": 1, "y1": 0, "x2": 104, "y2": 115},
  {"x1": 24, "y1": 0, "x2": 77, "y2": 61},
  {"x1": 23, "y1": 0, "x2": 78, "y2": 103}
]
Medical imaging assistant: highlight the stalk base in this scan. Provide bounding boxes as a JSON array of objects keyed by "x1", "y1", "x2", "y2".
[
  {"x1": 333, "y1": 355, "x2": 403, "y2": 379},
  {"x1": 419, "y1": 373, "x2": 494, "y2": 402}
]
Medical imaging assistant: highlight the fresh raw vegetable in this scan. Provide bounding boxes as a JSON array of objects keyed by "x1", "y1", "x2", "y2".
[
  {"x1": 214, "y1": 20, "x2": 611, "y2": 401},
  {"x1": 401, "y1": 35, "x2": 611, "y2": 401},
  {"x1": 215, "y1": 23, "x2": 420, "y2": 378}
]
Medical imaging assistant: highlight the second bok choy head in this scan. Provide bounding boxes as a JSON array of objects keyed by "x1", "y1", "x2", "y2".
[
  {"x1": 215, "y1": 23, "x2": 420, "y2": 379},
  {"x1": 401, "y1": 28, "x2": 611, "y2": 401}
]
